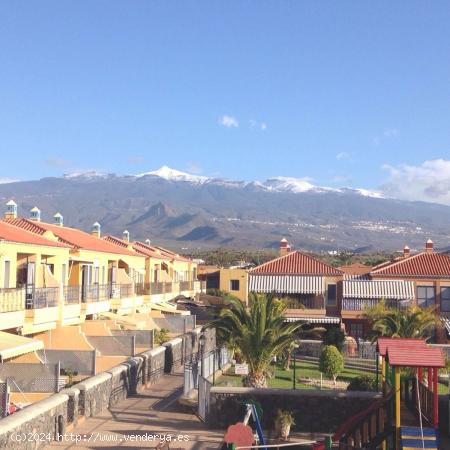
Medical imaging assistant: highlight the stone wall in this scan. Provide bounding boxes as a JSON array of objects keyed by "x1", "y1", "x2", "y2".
[
  {"x1": 0, "y1": 392, "x2": 69, "y2": 450},
  {"x1": 208, "y1": 387, "x2": 381, "y2": 432},
  {"x1": 163, "y1": 337, "x2": 183, "y2": 373},
  {"x1": 0, "y1": 326, "x2": 205, "y2": 449}
]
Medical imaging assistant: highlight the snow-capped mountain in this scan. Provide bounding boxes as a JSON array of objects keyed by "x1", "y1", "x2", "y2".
[
  {"x1": 136, "y1": 166, "x2": 210, "y2": 184},
  {"x1": 132, "y1": 166, "x2": 384, "y2": 198},
  {"x1": 0, "y1": 165, "x2": 448, "y2": 251}
]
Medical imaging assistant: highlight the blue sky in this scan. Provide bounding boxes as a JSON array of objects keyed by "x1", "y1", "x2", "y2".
[{"x1": 1, "y1": 2, "x2": 450, "y2": 203}]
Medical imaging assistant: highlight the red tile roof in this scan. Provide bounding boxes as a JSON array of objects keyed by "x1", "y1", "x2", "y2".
[
  {"x1": 4, "y1": 218, "x2": 139, "y2": 256},
  {"x1": 376, "y1": 337, "x2": 427, "y2": 357},
  {"x1": 250, "y1": 251, "x2": 342, "y2": 276},
  {"x1": 133, "y1": 241, "x2": 192, "y2": 262},
  {"x1": 0, "y1": 221, "x2": 69, "y2": 248},
  {"x1": 371, "y1": 252, "x2": 450, "y2": 278},
  {"x1": 387, "y1": 346, "x2": 445, "y2": 368}
]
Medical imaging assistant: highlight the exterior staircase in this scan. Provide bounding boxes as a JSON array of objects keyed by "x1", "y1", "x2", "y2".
[{"x1": 401, "y1": 426, "x2": 438, "y2": 450}]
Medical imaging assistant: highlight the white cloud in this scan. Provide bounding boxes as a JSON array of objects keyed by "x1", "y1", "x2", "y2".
[
  {"x1": 219, "y1": 115, "x2": 239, "y2": 128},
  {"x1": 383, "y1": 128, "x2": 399, "y2": 138},
  {"x1": 336, "y1": 152, "x2": 350, "y2": 160},
  {"x1": 0, "y1": 178, "x2": 18, "y2": 184},
  {"x1": 381, "y1": 159, "x2": 450, "y2": 205},
  {"x1": 373, "y1": 128, "x2": 399, "y2": 146},
  {"x1": 249, "y1": 119, "x2": 267, "y2": 131},
  {"x1": 260, "y1": 122, "x2": 267, "y2": 131}
]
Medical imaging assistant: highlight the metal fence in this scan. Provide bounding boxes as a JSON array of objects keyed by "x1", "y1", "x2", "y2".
[
  {"x1": 184, "y1": 347, "x2": 230, "y2": 395},
  {"x1": 297, "y1": 339, "x2": 377, "y2": 360},
  {"x1": 0, "y1": 362, "x2": 61, "y2": 393},
  {"x1": 26, "y1": 287, "x2": 59, "y2": 309},
  {"x1": 0, "y1": 381, "x2": 9, "y2": 418},
  {"x1": 63, "y1": 286, "x2": 81, "y2": 305},
  {"x1": 37, "y1": 349, "x2": 96, "y2": 376},
  {"x1": 111, "y1": 330, "x2": 154, "y2": 350},
  {"x1": 86, "y1": 335, "x2": 136, "y2": 356},
  {"x1": 153, "y1": 315, "x2": 196, "y2": 333}
]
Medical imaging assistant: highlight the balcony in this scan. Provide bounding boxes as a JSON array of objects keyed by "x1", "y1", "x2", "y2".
[
  {"x1": 282, "y1": 296, "x2": 325, "y2": 310},
  {"x1": 341, "y1": 298, "x2": 412, "y2": 318},
  {"x1": 180, "y1": 281, "x2": 192, "y2": 291},
  {"x1": 0, "y1": 288, "x2": 25, "y2": 313},
  {"x1": 25, "y1": 287, "x2": 59, "y2": 309},
  {"x1": 63, "y1": 286, "x2": 81, "y2": 305}
]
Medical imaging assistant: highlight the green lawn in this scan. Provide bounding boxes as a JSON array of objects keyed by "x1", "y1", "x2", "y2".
[
  {"x1": 216, "y1": 360, "x2": 370, "y2": 390},
  {"x1": 216, "y1": 360, "x2": 450, "y2": 394}
]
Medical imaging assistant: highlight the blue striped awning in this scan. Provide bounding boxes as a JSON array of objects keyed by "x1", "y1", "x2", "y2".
[{"x1": 248, "y1": 275, "x2": 325, "y2": 295}]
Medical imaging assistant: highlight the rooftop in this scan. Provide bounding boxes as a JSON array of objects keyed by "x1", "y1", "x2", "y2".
[
  {"x1": 4, "y1": 218, "x2": 139, "y2": 256},
  {"x1": 0, "y1": 221, "x2": 69, "y2": 248},
  {"x1": 250, "y1": 250, "x2": 342, "y2": 276}
]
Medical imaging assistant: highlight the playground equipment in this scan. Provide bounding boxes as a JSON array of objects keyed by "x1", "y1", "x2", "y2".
[{"x1": 315, "y1": 338, "x2": 445, "y2": 450}]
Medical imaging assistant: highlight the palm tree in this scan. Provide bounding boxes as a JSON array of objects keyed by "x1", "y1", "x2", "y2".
[
  {"x1": 212, "y1": 293, "x2": 304, "y2": 387},
  {"x1": 363, "y1": 300, "x2": 438, "y2": 341}
]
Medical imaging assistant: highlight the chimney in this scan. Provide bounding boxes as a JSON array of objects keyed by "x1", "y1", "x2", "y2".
[
  {"x1": 425, "y1": 239, "x2": 434, "y2": 253},
  {"x1": 30, "y1": 207, "x2": 41, "y2": 222},
  {"x1": 91, "y1": 222, "x2": 101, "y2": 237},
  {"x1": 145, "y1": 238, "x2": 151, "y2": 246},
  {"x1": 403, "y1": 246, "x2": 410, "y2": 258},
  {"x1": 123, "y1": 230, "x2": 130, "y2": 242},
  {"x1": 279, "y1": 238, "x2": 291, "y2": 257},
  {"x1": 5, "y1": 200, "x2": 17, "y2": 219},
  {"x1": 53, "y1": 212, "x2": 64, "y2": 227}
]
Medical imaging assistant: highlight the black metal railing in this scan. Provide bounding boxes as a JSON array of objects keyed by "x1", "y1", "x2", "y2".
[
  {"x1": 283, "y1": 296, "x2": 325, "y2": 309},
  {"x1": 342, "y1": 298, "x2": 412, "y2": 311},
  {"x1": 180, "y1": 281, "x2": 192, "y2": 291},
  {"x1": 26, "y1": 287, "x2": 59, "y2": 309},
  {"x1": 150, "y1": 282, "x2": 164, "y2": 295},
  {"x1": 63, "y1": 286, "x2": 81, "y2": 305},
  {"x1": 81, "y1": 283, "x2": 110, "y2": 303},
  {"x1": 119, "y1": 283, "x2": 133, "y2": 298},
  {"x1": 0, "y1": 287, "x2": 26, "y2": 312}
]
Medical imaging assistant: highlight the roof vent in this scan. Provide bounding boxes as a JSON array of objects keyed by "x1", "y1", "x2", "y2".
[
  {"x1": 30, "y1": 207, "x2": 41, "y2": 222},
  {"x1": 145, "y1": 238, "x2": 151, "y2": 246},
  {"x1": 92, "y1": 222, "x2": 101, "y2": 237},
  {"x1": 403, "y1": 246, "x2": 410, "y2": 258},
  {"x1": 279, "y1": 237, "x2": 291, "y2": 257},
  {"x1": 54, "y1": 212, "x2": 64, "y2": 227},
  {"x1": 123, "y1": 230, "x2": 130, "y2": 242},
  {"x1": 5, "y1": 200, "x2": 17, "y2": 219},
  {"x1": 426, "y1": 239, "x2": 434, "y2": 253}
]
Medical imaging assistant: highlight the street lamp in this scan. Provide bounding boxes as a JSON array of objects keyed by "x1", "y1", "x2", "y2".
[
  {"x1": 292, "y1": 341, "x2": 299, "y2": 390},
  {"x1": 199, "y1": 333, "x2": 206, "y2": 378}
]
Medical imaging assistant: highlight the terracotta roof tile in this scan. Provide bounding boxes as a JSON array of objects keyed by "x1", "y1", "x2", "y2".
[
  {"x1": 250, "y1": 251, "x2": 342, "y2": 276},
  {"x1": 4, "y1": 218, "x2": 139, "y2": 256},
  {"x1": 376, "y1": 337, "x2": 427, "y2": 357},
  {"x1": 0, "y1": 221, "x2": 69, "y2": 248},
  {"x1": 371, "y1": 252, "x2": 450, "y2": 278}
]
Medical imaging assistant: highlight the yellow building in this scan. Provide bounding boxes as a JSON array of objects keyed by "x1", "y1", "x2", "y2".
[
  {"x1": 4, "y1": 207, "x2": 146, "y2": 319},
  {"x1": 218, "y1": 268, "x2": 249, "y2": 303},
  {"x1": 0, "y1": 211, "x2": 71, "y2": 336}
]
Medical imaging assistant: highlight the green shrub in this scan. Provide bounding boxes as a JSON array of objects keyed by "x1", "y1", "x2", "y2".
[
  {"x1": 323, "y1": 327, "x2": 346, "y2": 352},
  {"x1": 319, "y1": 345, "x2": 344, "y2": 385},
  {"x1": 154, "y1": 328, "x2": 170, "y2": 346},
  {"x1": 347, "y1": 375, "x2": 378, "y2": 392}
]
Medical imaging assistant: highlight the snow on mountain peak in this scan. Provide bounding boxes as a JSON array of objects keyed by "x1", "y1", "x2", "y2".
[
  {"x1": 262, "y1": 176, "x2": 336, "y2": 193},
  {"x1": 137, "y1": 166, "x2": 210, "y2": 184}
]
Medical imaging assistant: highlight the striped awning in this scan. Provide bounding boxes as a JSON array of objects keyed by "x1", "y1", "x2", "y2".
[
  {"x1": 441, "y1": 316, "x2": 450, "y2": 336},
  {"x1": 285, "y1": 316, "x2": 341, "y2": 324},
  {"x1": 343, "y1": 280, "x2": 415, "y2": 300},
  {"x1": 0, "y1": 332, "x2": 44, "y2": 361},
  {"x1": 248, "y1": 275, "x2": 325, "y2": 294}
]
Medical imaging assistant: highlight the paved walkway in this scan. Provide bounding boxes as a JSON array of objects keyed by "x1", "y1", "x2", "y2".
[{"x1": 46, "y1": 371, "x2": 224, "y2": 450}]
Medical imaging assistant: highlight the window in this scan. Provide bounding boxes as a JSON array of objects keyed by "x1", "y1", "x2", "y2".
[
  {"x1": 3, "y1": 261, "x2": 10, "y2": 289},
  {"x1": 349, "y1": 322, "x2": 364, "y2": 340},
  {"x1": 230, "y1": 279, "x2": 240, "y2": 291},
  {"x1": 327, "y1": 284, "x2": 337, "y2": 306},
  {"x1": 417, "y1": 286, "x2": 435, "y2": 308},
  {"x1": 441, "y1": 287, "x2": 450, "y2": 312}
]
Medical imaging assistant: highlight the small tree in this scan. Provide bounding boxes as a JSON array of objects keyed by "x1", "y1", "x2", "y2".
[
  {"x1": 154, "y1": 328, "x2": 170, "y2": 346},
  {"x1": 319, "y1": 345, "x2": 344, "y2": 386}
]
